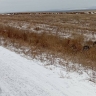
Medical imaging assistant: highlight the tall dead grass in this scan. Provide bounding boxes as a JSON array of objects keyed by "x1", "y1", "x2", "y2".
[{"x1": 0, "y1": 24, "x2": 96, "y2": 70}]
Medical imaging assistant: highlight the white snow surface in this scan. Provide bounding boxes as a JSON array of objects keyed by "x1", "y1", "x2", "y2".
[{"x1": 0, "y1": 46, "x2": 96, "y2": 96}]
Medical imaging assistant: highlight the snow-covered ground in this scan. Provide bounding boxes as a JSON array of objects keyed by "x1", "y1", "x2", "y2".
[
  {"x1": 1, "y1": 21, "x2": 96, "y2": 41},
  {"x1": 0, "y1": 46, "x2": 96, "y2": 96}
]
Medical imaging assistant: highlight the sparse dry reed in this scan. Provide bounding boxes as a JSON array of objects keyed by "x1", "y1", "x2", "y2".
[
  {"x1": 0, "y1": 13, "x2": 96, "y2": 71},
  {"x1": 0, "y1": 24, "x2": 96, "y2": 70}
]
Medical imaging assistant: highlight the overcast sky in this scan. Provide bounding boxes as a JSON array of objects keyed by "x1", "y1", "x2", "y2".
[{"x1": 0, "y1": 0, "x2": 96, "y2": 13}]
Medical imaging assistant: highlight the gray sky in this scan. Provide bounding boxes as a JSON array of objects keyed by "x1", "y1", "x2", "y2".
[{"x1": 0, "y1": 0, "x2": 96, "y2": 13}]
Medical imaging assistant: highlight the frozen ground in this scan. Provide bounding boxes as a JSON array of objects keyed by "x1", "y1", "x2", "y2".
[
  {"x1": 1, "y1": 21, "x2": 96, "y2": 41},
  {"x1": 0, "y1": 46, "x2": 96, "y2": 96}
]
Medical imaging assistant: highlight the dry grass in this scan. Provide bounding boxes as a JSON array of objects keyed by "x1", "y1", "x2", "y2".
[
  {"x1": 0, "y1": 24, "x2": 96, "y2": 70},
  {"x1": 0, "y1": 13, "x2": 96, "y2": 71}
]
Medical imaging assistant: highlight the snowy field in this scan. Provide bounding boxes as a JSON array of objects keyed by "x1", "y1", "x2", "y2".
[{"x1": 0, "y1": 46, "x2": 96, "y2": 96}]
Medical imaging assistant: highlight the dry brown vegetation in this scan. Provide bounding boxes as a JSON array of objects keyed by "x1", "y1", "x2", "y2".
[{"x1": 0, "y1": 13, "x2": 96, "y2": 71}]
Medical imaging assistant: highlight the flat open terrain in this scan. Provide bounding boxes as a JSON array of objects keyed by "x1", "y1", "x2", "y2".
[
  {"x1": 0, "y1": 12, "x2": 96, "y2": 95},
  {"x1": 0, "y1": 12, "x2": 96, "y2": 67},
  {"x1": 0, "y1": 12, "x2": 96, "y2": 83}
]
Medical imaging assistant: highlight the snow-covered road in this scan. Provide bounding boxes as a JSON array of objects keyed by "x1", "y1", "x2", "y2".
[{"x1": 0, "y1": 46, "x2": 96, "y2": 96}]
